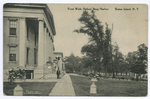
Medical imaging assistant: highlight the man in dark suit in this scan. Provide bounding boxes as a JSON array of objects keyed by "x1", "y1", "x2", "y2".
[{"x1": 56, "y1": 68, "x2": 60, "y2": 79}]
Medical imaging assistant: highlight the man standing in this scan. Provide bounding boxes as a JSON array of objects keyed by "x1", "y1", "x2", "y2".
[{"x1": 56, "y1": 68, "x2": 60, "y2": 79}]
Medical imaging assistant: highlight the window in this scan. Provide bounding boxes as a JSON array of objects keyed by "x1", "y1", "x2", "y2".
[
  {"x1": 10, "y1": 21, "x2": 17, "y2": 35},
  {"x1": 26, "y1": 48, "x2": 29, "y2": 64},
  {"x1": 9, "y1": 47, "x2": 16, "y2": 61}
]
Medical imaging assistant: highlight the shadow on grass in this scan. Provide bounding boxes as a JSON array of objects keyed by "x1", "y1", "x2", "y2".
[
  {"x1": 70, "y1": 75, "x2": 147, "y2": 96},
  {"x1": 3, "y1": 82, "x2": 56, "y2": 96}
]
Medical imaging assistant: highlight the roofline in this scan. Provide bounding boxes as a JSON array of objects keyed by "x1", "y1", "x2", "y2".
[
  {"x1": 4, "y1": 3, "x2": 56, "y2": 36},
  {"x1": 53, "y1": 52, "x2": 63, "y2": 58}
]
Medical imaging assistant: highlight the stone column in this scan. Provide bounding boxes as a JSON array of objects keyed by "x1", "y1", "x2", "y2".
[
  {"x1": 48, "y1": 32, "x2": 51, "y2": 60},
  {"x1": 19, "y1": 17, "x2": 26, "y2": 68},
  {"x1": 38, "y1": 18, "x2": 44, "y2": 66},
  {"x1": 34, "y1": 18, "x2": 44, "y2": 79},
  {"x1": 49, "y1": 35, "x2": 53, "y2": 60},
  {"x1": 44, "y1": 24, "x2": 47, "y2": 64}
]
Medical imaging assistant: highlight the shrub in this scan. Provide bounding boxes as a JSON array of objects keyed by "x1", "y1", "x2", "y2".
[
  {"x1": 96, "y1": 77, "x2": 100, "y2": 81},
  {"x1": 120, "y1": 77, "x2": 124, "y2": 79},
  {"x1": 112, "y1": 77, "x2": 115, "y2": 79},
  {"x1": 141, "y1": 78, "x2": 148, "y2": 81},
  {"x1": 8, "y1": 69, "x2": 26, "y2": 82},
  {"x1": 131, "y1": 77, "x2": 135, "y2": 80}
]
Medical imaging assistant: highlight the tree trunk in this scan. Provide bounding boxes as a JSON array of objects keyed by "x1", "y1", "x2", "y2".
[
  {"x1": 116, "y1": 72, "x2": 117, "y2": 76},
  {"x1": 121, "y1": 72, "x2": 122, "y2": 76},
  {"x1": 136, "y1": 75, "x2": 138, "y2": 81},
  {"x1": 112, "y1": 71, "x2": 115, "y2": 78},
  {"x1": 111, "y1": 64, "x2": 115, "y2": 78},
  {"x1": 105, "y1": 67, "x2": 107, "y2": 77},
  {"x1": 112, "y1": 68, "x2": 115, "y2": 78},
  {"x1": 139, "y1": 74, "x2": 141, "y2": 81}
]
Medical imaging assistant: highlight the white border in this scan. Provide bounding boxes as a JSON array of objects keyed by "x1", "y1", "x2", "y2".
[{"x1": 0, "y1": 0, "x2": 149, "y2": 99}]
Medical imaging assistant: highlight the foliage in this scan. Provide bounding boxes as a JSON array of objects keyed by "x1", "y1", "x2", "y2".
[
  {"x1": 112, "y1": 43, "x2": 125, "y2": 73},
  {"x1": 129, "y1": 44, "x2": 148, "y2": 74},
  {"x1": 74, "y1": 10, "x2": 112, "y2": 73},
  {"x1": 8, "y1": 69, "x2": 26, "y2": 82},
  {"x1": 72, "y1": 10, "x2": 148, "y2": 77},
  {"x1": 64, "y1": 53, "x2": 81, "y2": 73}
]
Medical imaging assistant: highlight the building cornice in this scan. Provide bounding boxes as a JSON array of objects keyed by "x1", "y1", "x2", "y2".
[{"x1": 4, "y1": 3, "x2": 56, "y2": 36}]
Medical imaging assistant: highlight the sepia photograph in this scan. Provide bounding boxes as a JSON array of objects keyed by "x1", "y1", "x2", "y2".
[{"x1": 3, "y1": 3, "x2": 148, "y2": 96}]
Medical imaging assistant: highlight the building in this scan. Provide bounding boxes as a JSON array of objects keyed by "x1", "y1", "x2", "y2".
[
  {"x1": 53, "y1": 52, "x2": 65, "y2": 73},
  {"x1": 3, "y1": 3, "x2": 56, "y2": 79}
]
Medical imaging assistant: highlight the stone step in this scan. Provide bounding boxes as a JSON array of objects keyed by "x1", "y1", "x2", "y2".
[{"x1": 44, "y1": 74, "x2": 57, "y2": 79}]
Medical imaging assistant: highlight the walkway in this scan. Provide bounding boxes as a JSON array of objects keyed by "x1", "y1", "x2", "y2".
[{"x1": 49, "y1": 74, "x2": 75, "y2": 96}]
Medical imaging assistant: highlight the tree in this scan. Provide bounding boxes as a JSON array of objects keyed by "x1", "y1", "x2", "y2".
[
  {"x1": 126, "y1": 43, "x2": 147, "y2": 80},
  {"x1": 74, "y1": 10, "x2": 112, "y2": 74},
  {"x1": 102, "y1": 23, "x2": 112, "y2": 76},
  {"x1": 111, "y1": 43, "x2": 124, "y2": 77},
  {"x1": 126, "y1": 51, "x2": 138, "y2": 73},
  {"x1": 79, "y1": 56, "x2": 93, "y2": 73},
  {"x1": 64, "y1": 53, "x2": 81, "y2": 73},
  {"x1": 130, "y1": 44, "x2": 147, "y2": 75}
]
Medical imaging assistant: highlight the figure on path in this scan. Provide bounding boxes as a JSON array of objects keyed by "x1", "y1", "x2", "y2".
[{"x1": 56, "y1": 68, "x2": 60, "y2": 79}]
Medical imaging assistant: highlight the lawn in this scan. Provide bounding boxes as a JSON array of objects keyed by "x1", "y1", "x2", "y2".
[
  {"x1": 3, "y1": 82, "x2": 56, "y2": 96},
  {"x1": 70, "y1": 75, "x2": 147, "y2": 96}
]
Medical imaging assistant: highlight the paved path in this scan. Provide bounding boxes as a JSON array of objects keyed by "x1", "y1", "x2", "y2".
[{"x1": 49, "y1": 74, "x2": 75, "y2": 96}]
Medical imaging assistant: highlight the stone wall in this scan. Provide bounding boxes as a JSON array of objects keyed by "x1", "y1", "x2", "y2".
[{"x1": 3, "y1": 17, "x2": 20, "y2": 80}]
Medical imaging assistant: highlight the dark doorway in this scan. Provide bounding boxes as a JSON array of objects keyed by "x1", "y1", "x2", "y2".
[{"x1": 25, "y1": 70, "x2": 34, "y2": 79}]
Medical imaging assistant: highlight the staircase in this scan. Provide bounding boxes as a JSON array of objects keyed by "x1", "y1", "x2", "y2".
[{"x1": 44, "y1": 74, "x2": 57, "y2": 79}]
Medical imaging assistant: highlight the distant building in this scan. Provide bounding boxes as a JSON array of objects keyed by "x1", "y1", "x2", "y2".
[
  {"x1": 53, "y1": 52, "x2": 65, "y2": 73},
  {"x1": 3, "y1": 3, "x2": 56, "y2": 79}
]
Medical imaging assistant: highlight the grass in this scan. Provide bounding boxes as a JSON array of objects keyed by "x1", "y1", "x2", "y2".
[
  {"x1": 70, "y1": 75, "x2": 147, "y2": 96},
  {"x1": 3, "y1": 82, "x2": 56, "y2": 96}
]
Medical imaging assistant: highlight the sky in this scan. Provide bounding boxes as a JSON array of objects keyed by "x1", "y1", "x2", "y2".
[{"x1": 48, "y1": 4, "x2": 148, "y2": 57}]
